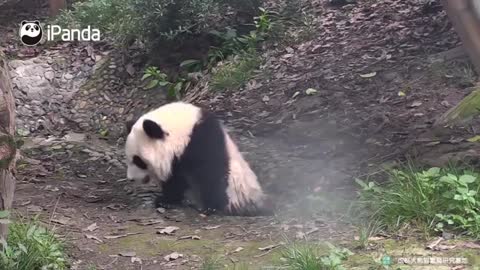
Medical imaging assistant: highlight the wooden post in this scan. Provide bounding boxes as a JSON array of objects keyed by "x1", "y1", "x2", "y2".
[
  {"x1": 0, "y1": 51, "x2": 17, "y2": 240},
  {"x1": 442, "y1": 0, "x2": 480, "y2": 73}
]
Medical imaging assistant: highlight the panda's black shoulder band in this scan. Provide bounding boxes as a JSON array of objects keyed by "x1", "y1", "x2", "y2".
[{"x1": 143, "y1": 119, "x2": 166, "y2": 139}]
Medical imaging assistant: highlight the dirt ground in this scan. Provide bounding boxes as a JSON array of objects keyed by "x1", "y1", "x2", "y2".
[{"x1": 3, "y1": 0, "x2": 480, "y2": 269}]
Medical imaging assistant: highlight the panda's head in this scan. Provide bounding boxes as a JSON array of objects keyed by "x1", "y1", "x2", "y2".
[
  {"x1": 125, "y1": 119, "x2": 168, "y2": 184},
  {"x1": 124, "y1": 102, "x2": 202, "y2": 185}
]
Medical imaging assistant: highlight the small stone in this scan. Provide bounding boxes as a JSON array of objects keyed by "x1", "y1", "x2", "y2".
[
  {"x1": 45, "y1": 71, "x2": 55, "y2": 80},
  {"x1": 64, "y1": 73, "x2": 74, "y2": 80}
]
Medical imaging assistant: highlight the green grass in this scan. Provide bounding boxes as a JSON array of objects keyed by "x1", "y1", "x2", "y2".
[
  {"x1": 280, "y1": 242, "x2": 352, "y2": 270},
  {"x1": 211, "y1": 51, "x2": 261, "y2": 91},
  {"x1": 0, "y1": 219, "x2": 68, "y2": 270},
  {"x1": 356, "y1": 164, "x2": 480, "y2": 237}
]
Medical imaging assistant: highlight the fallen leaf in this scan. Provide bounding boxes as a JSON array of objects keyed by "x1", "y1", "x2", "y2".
[
  {"x1": 131, "y1": 257, "x2": 142, "y2": 264},
  {"x1": 138, "y1": 219, "x2": 164, "y2": 226},
  {"x1": 83, "y1": 223, "x2": 98, "y2": 232},
  {"x1": 398, "y1": 91, "x2": 406, "y2": 97},
  {"x1": 51, "y1": 217, "x2": 71, "y2": 225},
  {"x1": 295, "y1": 232, "x2": 305, "y2": 239},
  {"x1": 258, "y1": 244, "x2": 277, "y2": 251},
  {"x1": 461, "y1": 242, "x2": 480, "y2": 249},
  {"x1": 156, "y1": 207, "x2": 166, "y2": 214},
  {"x1": 410, "y1": 101, "x2": 422, "y2": 107},
  {"x1": 360, "y1": 72, "x2": 377, "y2": 78},
  {"x1": 233, "y1": 247, "x2": 244, "y2": 253},
  {"x1": 157, "y1": 226, "x2": 179, "y2": 235},
  {"x1": 426, "y1": 237, "x2": 444, "y2": 250},
  {"x1": 305, "y1": 88, "x2": 317, "y2": 95},
  {"x1": 467, "y1": 135, "x2": 480, "y2": 142},
  {"x1": 126, "y1": 64, "x2": 135, "y2": 76},
  {"x1": 292, "y1": 91, "x2": 300, "y2": 99},
  {"x1": 104, "y1": 232, "x2": 141, "y2": 239},
  {"x1": 19, "y1": 200, "x2": 31, "y2": 206},
  {"x1": 164, "y1": 252, "x2": 183, "y2": 261},
  {"x1": 433, "y1": 244, "x2": 456, "y2": 251},
  {"x1": 85, "y1": 234, "x2": 103, "y2": 243},
  {"x1": 203, "y1": 225, "x2": 221, "y2": 230},
  {"x1": 27, "y1": 205, "x2": 43, "y2": 212},
  {"x1": 178, "y1": 235, "x2": 201, "y2": 240},
  {"x1": 425, "y1": 141, "x2": 440, "y2": 146},
  {"x1": 119, "y1": 251, "x2": 136, "y2": 257}
]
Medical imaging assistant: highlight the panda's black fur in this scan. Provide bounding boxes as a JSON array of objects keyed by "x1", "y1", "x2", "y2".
[{"x1": 125, "y1": 102, "x2": 273, "y2": 216}]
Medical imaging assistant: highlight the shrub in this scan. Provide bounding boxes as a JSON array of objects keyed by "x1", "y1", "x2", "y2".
[
  {"x1": 55, "y1": 0, "x2": 263, "y2": 49},
  {"x1": 0, "y1": 219, "x2": 68, "y2": 269},
  {"x1": 356, "y1": 165, "x2": 480, "y2": 237}
]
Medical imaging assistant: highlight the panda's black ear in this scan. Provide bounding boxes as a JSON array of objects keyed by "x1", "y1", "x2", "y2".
[
  {"x1": 125, "y1": 119, "x2": 136, "y2": 135},
  {"x1": 33, "y1": 21, "x2": 40, "y2": 25},
  {"x1": 21, "y1": 20, "x2": 27, "y2": 26},
  {"x1": 143, "y1": 119, "x2": 165, "y2": 139}
]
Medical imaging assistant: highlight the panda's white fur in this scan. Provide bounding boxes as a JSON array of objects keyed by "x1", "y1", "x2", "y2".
[{"x1": 125, "y1": 102, "x2": 271, "y2": 216}]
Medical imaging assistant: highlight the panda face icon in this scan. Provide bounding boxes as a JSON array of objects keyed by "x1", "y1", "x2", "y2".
[{"x1": 19, "y1": 20, "x2": 43, "y2": 46}]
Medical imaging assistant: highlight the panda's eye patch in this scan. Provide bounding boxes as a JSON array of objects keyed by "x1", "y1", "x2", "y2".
[
  {"x1": 26, "y1": 25, "x2": 31, "y2": 30},
  {"x1": 132, "y1": 155, "x2": 147, "y2": 170},
  {"x1": 34, "y1": 25, "x2": 39, "y2": 30}
]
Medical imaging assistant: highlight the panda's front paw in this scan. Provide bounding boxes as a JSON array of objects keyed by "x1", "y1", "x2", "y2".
[
  {"x1": 154, "y1": 196, "x2": 176, "y2": 209},
  {"x1": 199, "y1": 208, "x2": 217, "y2": 216}
]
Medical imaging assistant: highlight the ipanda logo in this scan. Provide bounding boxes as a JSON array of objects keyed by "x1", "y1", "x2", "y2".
[{"x1": 19, "y1": 20, "x2": 101, "y2": 46}]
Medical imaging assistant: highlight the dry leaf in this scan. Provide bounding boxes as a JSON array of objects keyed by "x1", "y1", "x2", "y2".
[
  {"x1": 104, "y1": 232, "x2": 141, "y2": 239},
  {"x1": 203, "y1": 225, "x2": 221, "y2": 230},
  {"x1": 83, "y1": 223, "x2": 98, "y2": 232},
  {"x1": 467, "y1": 135, "x2": 480, "y2": 142},
  {"x1": 51, "y1": 217, "x2": 71, "y2": 225},
  {"x1": 398, "y1": 91, "x2": 406, "y2": 97},
  {"x1": 258, "y1": 244, "x2": 277, "y2": 251},
  {"x1": 233, "y1": 247, "x2": 244, "y2": 253},
  {"x1": 410, "y1": 101, "x2": 422, "y2": 107},
  {"x1": 305, "y1": 88, "x2": 317, "y2": 95},
  {"x1": 138, "y1": 219, "x2": 164, "y2": 226},
  {"x1": 157, "y1": 226, "x2": 179, "y2": 235},
  {"x1": 178, "y1": 235, "x2": 201, "y2": 240},
  {"x1": 126, "y1": 64, "x2": 135, "y2": 76},
  {"x1": 461, "y1": 242, "x2": 480, "y2": 249},
  {"x1": 164, "y1": 252, "x2": 183, "y2": 261},
  {"x1": 131, "y1": 257, "x2": 142, "y2": 264},
  {"x1": 119, "y1": 251, "x2": 136, "y2": 257},
  {"x1": 27, "y1": 205, "x2": 43, "y2": 212},
  {"x1": 360, "y1": 72, "x2": 377, "y2": 78},
  {"x1": 426, "y1": 237, "x2": 444, "y2": 250},
  {"x1": 85, "y1": 234, "x2": 103, "y2": 243}
]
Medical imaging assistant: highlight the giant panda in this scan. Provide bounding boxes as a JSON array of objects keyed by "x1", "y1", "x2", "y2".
[{"x1": 124, "y1": 101, "x2": 273, "y2": 216}]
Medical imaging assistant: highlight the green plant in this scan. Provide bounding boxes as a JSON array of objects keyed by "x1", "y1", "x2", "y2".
[
  {"x1": 211, "y1": 51, "x2": 260, "y2": 91},
  {"x1": 281, "y1": 242, "x2": 352, "y2": 270},
  {"x1": 0, "y1": 219, "x2": 68, "y2": 270},
  {"x1": 357, "y1": 165, "x2": 480, "y2": 237},
  {"x1": 142, "y1": 66, "x2": 191, "y2": 100},
  {"x1": 200, "y1": 256, "x2": 222, "y2": 270}
]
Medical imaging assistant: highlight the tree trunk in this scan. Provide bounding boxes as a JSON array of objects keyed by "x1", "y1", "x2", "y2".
[
  {"x1": 49, "y1": 0, "x2": 66, "y2": 17},
  {"x1": 0, "y1": 51, "x2": 17, "y2": 241},
  {"x1": 443, "y1": 0, "x2": 480, "y2": 73}
]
